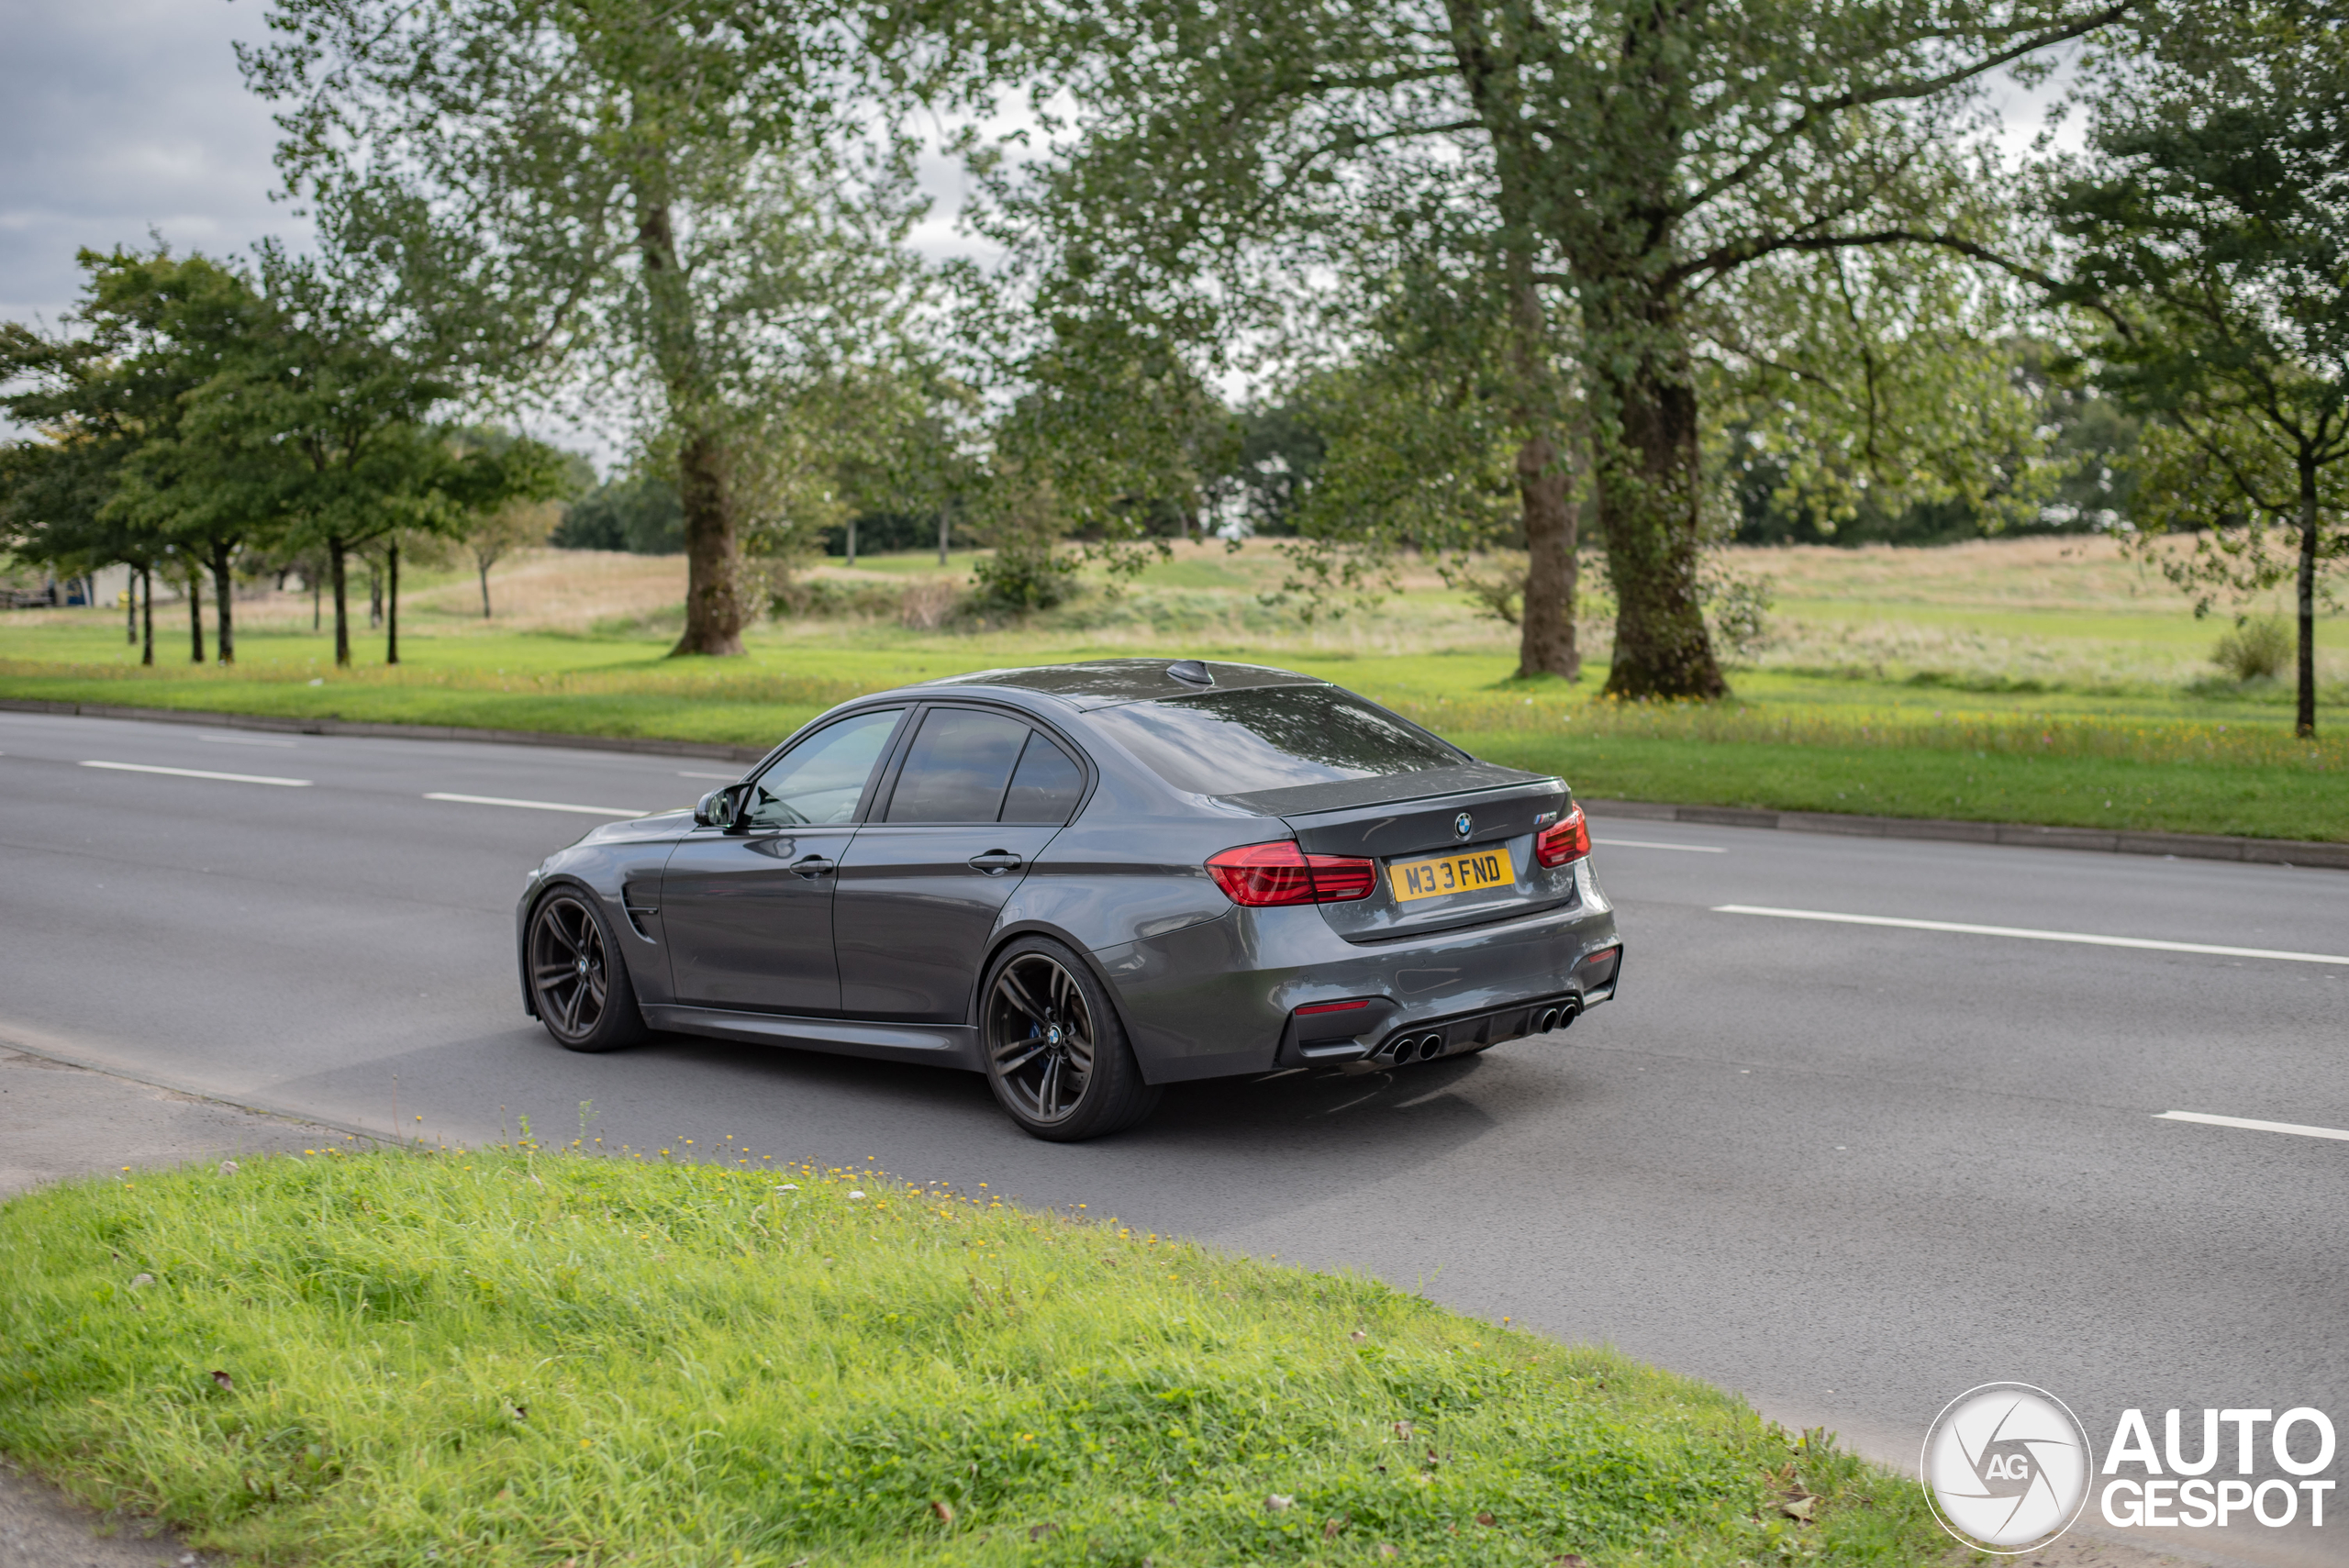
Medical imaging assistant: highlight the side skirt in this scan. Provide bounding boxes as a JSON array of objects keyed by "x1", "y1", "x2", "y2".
[{"x1": 641, "y1": 1006, "x2": 982, "y2": 1072}]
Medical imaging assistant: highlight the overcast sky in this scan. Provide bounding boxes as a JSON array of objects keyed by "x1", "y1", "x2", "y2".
[
  {"x1": 0, "y1": 0, "x2": 305, "y2": 327},
  {"x1": 0, "y1": 0, "x2": 995, "y2": 328}
]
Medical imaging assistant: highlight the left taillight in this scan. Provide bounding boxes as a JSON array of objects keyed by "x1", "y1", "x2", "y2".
[
  {"x1": 1534, "y1": 804, "x2": 1591, "y2": 868},
  {"x1": 1206, "y1": 840, "x2": 1376, "y2": 906}
]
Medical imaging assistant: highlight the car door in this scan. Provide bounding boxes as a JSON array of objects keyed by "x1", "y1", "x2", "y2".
[
  {"x1": 832, "y1": 706, "x2": 1089, "y2": 1021},
  {"x1": 659, "y1": 706, "x2": 906, "y2": 1014}
]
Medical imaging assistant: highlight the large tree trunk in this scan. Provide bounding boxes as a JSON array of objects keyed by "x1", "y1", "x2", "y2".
[
  {"x1": 2297, "y1": 454, "x2": 2319, "y2": 739},
  {"x1": 1515, "y1": 433, "x2": 1580, "y2": 680},
  {"x1": 673, "y1": 424, "x2": 746, "y2": 655},
  {"x1": 1589, "y1": 306, "x2": 1727, "y2": 700},
  {"x1": 330, "y1": 537, "x2": 351, "y2": 668},
  {"x1": 210, "y1": 541, "x2": 236, "y2": 665},
  {"x1": 385, "y1": 539, "x2": 401, "y2": 665},
  {"x1": 1505, "y1": 269, "x2": 1579, "y2": 682},
  {"x1": 634, "y1": 179, "x2": 746, "y2": 658},
  {"x1": 187, "y1": 562, "x2": 206, "y2": 664}
]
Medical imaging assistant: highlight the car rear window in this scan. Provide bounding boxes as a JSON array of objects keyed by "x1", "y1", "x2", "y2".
[{"x1": 1087, "y1": 686, "x2": 1464, "y2": 795}]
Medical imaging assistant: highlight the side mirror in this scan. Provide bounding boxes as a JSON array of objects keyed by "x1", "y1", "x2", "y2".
[{"x1": 694, "y1": 786, "x2": 740, "y2": 828}]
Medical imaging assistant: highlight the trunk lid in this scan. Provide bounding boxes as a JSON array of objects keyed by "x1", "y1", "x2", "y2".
[{"x1": 1263, "y1": 771, "x2": 1578, "y2": 943}]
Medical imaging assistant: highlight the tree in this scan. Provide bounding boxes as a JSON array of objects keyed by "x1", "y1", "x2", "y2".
[
  {"x1": 242, "y1": 0, "x2": 937, "y2": 658},
  {"x1": 979, "y1": 0, "x2": 2127, "y2": 696},
  {"x1": 110, "y1": 254, "x2": 449, "y2": 668},
  {"x1": 2051, "y1": 0, "x2": 2349, "y2": 736},
  {"x1": 449, "y1": 430, "x2": 572, "y2": 618},
  {"x1": 1267, "y1": 229, "x2": 1590, "y2": 677},
  {"x1": 1, "y1": 248, "x2": 267, "y2": 665}
]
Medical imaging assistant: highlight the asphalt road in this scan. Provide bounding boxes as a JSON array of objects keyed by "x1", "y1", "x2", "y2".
[{"x1": 5, "y1": 708, "x2": 2344, "y2": 1566}]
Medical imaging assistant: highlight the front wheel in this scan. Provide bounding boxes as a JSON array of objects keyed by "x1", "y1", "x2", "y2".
[
  {"x1": 981, "y1": 938, "x2": 1160, "y2": 1140},
  {"x1": 528, "y1": 891, "x2": 649, "y2": 1053}
]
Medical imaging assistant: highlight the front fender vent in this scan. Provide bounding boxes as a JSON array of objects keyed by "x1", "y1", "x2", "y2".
[{"x1": 620, "y1": 879, "x2": 660, "y2": 942}]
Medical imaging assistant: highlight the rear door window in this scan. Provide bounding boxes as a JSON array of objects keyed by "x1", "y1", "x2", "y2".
[
  {"x1": 885, "y1": 707, "x2": 1033, "y2": 822},
  {"x1": 1087, "y1": 686, "x2": 1464, "y2": 795}
]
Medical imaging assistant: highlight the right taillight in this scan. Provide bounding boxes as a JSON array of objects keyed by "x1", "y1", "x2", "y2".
[
  {"x1": 1534, "y1": 804, "x2": 1590, "y2": 868},
  {"x1": 1206, "y1": 840, "x2": 1376, "y2": 906}
]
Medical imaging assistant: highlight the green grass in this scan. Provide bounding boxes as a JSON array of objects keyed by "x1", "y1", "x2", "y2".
[
  {"x1": 0, "y1": 1146, "x2": 1943, "y2": 1568},
  {"x1": 5, "y1": 562, "x2": 2343, "y2": 841}
]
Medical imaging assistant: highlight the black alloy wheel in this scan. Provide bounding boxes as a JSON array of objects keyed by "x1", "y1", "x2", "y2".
[
  {"x1": 529, "y1": 892, "x2": 647, "y2": 1052},
  {"x1": 981, "y1": 938, "x2": 1159, "y2": 1140}
]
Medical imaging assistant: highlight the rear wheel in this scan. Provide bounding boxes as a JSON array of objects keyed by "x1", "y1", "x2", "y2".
[
  {"x1": 981, "y1": 938, "x2": 1160, "y2": 1140},
  {"x1": 528, "y1": 891, "x2": 648, "y2": 1053}
]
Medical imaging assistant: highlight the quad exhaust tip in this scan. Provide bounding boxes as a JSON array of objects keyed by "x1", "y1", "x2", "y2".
[{"x1": 1377, "y1": 999, "x2": 1580, "y2": 1065}]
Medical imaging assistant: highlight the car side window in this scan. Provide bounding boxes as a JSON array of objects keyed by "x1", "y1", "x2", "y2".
[
  {"x1": 740, "y1": 708, "x2": 903, "y2": 828},
  {"x1": 885, "y1": 708, "x2": 1033, "y2": 823},
  {"x1": 1000, "y1": 731, "x2": 1085, "y2": 824}
]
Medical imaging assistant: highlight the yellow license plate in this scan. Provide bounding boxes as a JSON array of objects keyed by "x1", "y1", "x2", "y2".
[{"x1": 1388, "y1": 846, "x2": 1515, "y2": 903}]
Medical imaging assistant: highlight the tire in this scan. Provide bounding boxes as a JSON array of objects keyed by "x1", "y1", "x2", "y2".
[
  {"x1": 980, "y1": 937, "x2": 1161, "y2": 1140},
  {"x1": 527, "y1": 890, "x2": 650, "y2": 1053}
]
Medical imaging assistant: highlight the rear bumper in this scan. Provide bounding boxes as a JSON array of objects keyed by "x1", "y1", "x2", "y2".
[
  {"x1": 1091, "y1": 870, "x2": 1622, "y2": 1084},
  {"x1": 1286, "y1": 979, "x2": 1610, "y2": 1073}
]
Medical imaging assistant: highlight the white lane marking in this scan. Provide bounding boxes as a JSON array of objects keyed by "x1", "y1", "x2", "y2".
[
  {"x1": 199, "y1": 732, "x2": 299, "y2": 748},
  {"x1": 1714, "y1": 904, "x2": 2349, "y2": 966},
  {"x1": 1596, "y1": 837, "x2": 1727, "y2": 853},
  {"x1": 2158, "y1": 1110, "x2": 2349, "y2": 1144},
  {"x1": 82, "y1": 760, "x2": 312, "y2": 787},
  {"x1": 676, "y1": 770, "x2": 739, "y2": 780},
  {"x1": 424, "y1": 792, "x2": 646, "y2": 817}
]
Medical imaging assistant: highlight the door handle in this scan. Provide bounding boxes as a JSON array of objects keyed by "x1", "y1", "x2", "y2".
[
  {"x1": 790, "y1": 855, "x2": 835, "y2": 879},
  {"x1": 968, "y1": 850, "x2": 1023, "y2": 875}
]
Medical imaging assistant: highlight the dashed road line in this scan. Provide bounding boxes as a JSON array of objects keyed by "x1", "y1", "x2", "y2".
[
  {"x1": 1713, "y1": 904, "x2": 2349, "y2": 966},
  {"x1": 1596, "y1": 837, "x2": 1727, "y2": 853},
  {"x1": 82, "y1": 760, "x2": 312, "y2": 787},
  {"x1": 424, "y1": 792, "x2": 648, "y2": 817},
  {"x1": 2157, "y1": 1110, "x2": 2349, "y2": 1144}
]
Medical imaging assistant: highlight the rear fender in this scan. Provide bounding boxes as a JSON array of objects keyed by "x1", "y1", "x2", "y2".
[{"x1": 969, "y1": 918, "x2": 1152, "y2": 1077}]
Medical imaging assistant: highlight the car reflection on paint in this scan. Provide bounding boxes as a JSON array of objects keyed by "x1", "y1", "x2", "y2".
[{"x1": 517, "y1": 659, "x2": 1623, "y2": 1140}]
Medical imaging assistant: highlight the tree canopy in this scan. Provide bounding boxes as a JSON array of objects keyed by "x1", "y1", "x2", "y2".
[
  {"x1": 970, "y1": 0, "x2": 2132, "y2": 695},
  {"x1": 2051, "y1": 0, "x2": 2349, "y2": 735},
  {"x1": 241, "y1": 0, "x2": 943, "y2": 656}
]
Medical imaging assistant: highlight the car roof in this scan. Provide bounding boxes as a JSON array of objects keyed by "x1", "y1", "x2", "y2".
[{"x1": 916, "y1": 658, "x2": 1326, "y2": 711}]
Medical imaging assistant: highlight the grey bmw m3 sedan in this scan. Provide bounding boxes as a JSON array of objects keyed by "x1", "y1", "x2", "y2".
[{"x1": 518, "y1": 658, "x2": 1623, "y2": 1140}]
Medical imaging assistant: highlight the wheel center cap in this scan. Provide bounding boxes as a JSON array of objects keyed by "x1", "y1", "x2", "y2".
[
  {"x1": 575, "y1": 958, "x2": 589, "y2": 975},
  {"x1": 1045, "y1": 1024, "x2": 1063, "y2": 1045}
]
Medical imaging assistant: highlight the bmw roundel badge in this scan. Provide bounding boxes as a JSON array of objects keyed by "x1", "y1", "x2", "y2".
[{"x1": 1453, "y1": 812, "x2": 1474, "y2": 840}]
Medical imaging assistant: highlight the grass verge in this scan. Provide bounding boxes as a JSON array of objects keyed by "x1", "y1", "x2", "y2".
[
  {"x1": 0, "y1": 1146, "x2": 1942, "y2": 1567},
  {"x1": 5, "y1": 606, "x2": 2341, "y2": 841}
]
